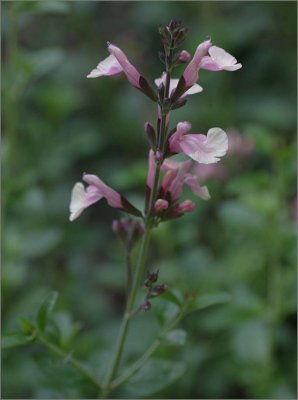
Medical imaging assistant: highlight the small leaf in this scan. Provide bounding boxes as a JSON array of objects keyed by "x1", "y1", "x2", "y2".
[
  {"x1": 2, "y1": 332, "x2": 29, "y2": 349},
  {"x1": 122, "y1": 358, "x2": 186, "y2": 397},
  {"x1": 19, "y1": 317, "x2": 36, "y2": 333},
  {"x1": 186, "y1": 292, "x2": 232, "y2": 315},
  {"x1": 37, "y1": 291, "x2": 58, "y2": 332},
  {"x1": 162, "y1": 289, "x2": 183, "y2": 306},
  {"x1": 164, "y1": 329, "x2": 187, "y2": 346}
]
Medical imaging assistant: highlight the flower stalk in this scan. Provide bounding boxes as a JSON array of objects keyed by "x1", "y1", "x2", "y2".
[
  {"x1": 68, "y1": 19, "x2": 242, "y2": 399},
  {"x1": 100, "y1": 51, "x2": 172, "y2": 398}
]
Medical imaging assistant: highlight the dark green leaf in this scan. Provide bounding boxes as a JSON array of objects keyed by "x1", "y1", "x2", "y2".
[
  {"x1": 37, "y1": 291, "x2": 58, "y2": 332},
  {"x1": 2, "y1": 332, "x2": 29, "y2": 349},
  {"x1": 186, "y1": 292, "x2": 232, "y2": 315},
  {"x1": 122, "y1": 358, "x2": 186, "y2": 397}
]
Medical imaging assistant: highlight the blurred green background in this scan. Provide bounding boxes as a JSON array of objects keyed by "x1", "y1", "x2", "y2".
[{"x1": 2, "y1": 1, "x2": 297, "y2": 399}]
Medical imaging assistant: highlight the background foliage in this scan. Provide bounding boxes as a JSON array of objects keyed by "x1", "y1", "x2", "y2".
[{"x1": 2, "y1": 1, "x2": 297, "y2": 399}]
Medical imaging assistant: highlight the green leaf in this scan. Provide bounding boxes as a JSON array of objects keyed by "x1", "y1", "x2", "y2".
[
  {"x1": 19, "y1": 316, "x2": 36, "y2": 333},
  {"x1": 186, "y1": 292, "x2": 232, "y2": 315},
  {"x1": 162, "y1": 289, "x2": 183, "y2": 306},
  {"x1": 164, "y1": 329, "x2": 187, "y2": 346},
  {"x1": 2, "y1": 332, "x2": 29, "y2": 349},
  {"x1": 37, "y1": 291, "x2": 58, "y2": 332},
  {"x1": 122, "y1": 358, "x2": 186, "y2": 397}
]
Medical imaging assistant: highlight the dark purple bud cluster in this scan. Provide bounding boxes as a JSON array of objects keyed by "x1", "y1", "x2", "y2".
[
  {"x1": 158, "y1": 20, "x2": 189, "y2": 70},
  {"x1": 140, "y1": 270, "x2": 167, "y2": 311}
]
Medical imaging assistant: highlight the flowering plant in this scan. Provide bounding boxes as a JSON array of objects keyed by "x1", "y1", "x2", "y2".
[
  {"x1": 69, "y1": 21, "x2": 241, "y2": 397},
  {"x1": 11, "y1": 21, "x2": 242, "y2": 399}
]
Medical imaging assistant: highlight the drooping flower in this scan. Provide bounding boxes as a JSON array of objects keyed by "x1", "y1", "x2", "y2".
[
  {"x1": 87, "y1": 44, "x2": 141, "y2": 87},
  {"x1": 69, "y1": 174, "x2": 122, "y2": 221},
  {"x1": 200, "y1": 46, "x2": 242, "y2": 71},
  {"x1": 181, "y1": 39, "x2": 212, "y2": 87},
  {"x1": 87, "y1": 43, "x2": 157, "y2": 101},
  {"x1": 69, "y1": 174, "x2": 141, "y2": 221},
  {"x1": 155, "y1": 73, "x2": 203, "y2": 97},
  {"x1": 87, "y1": 54, "x2": 123, "y2": 78},
  {"x1": 107, "y1": 43, "x2": 142, "y2": 88},
  {"x1": 169, "y1": 122, "x2": 228, "y2": 164}
]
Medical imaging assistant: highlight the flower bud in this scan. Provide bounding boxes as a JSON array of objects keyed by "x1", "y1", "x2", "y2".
[
  {"x1": 179, "y1": 50, "x2": 192, "y2": 63},
  {"x1": 177, "y1": 200, "x2": 196, "y2": 213},
  {"x1": 141, "y1": 300, "x2": 151, "y2": 311},
  {"x1": 149, "y1": 284, "x2": 167, "y2": 297},
  {"x1": 144, "y1": 122, "x2": 156, "y2": 150},
  {"x1": 147, "y1": 270, "x2": 159, "y2": 283},
  {"x1": 154, "y1": 199, "x2": 169, "y2": 213}
]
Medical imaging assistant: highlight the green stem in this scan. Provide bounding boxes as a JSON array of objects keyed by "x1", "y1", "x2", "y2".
[
  {"x1": 111, "y1": 305, "x2": 187, "y2": 389},
  {"x1": 100, "y1": 225, "x2": 151, "y2": 399},
  {"x1": 125, "y1": 247, "x2": 133, "y2": 297},
  {"x1": 38, "y1": 335, "x2": 102, "y2": 390},
  {"x1": 111, "y1": 339, "x2": 161, "y2": 389},
  {"x1": 100, "y1": 159, "x2": 162, "y2": 399}
]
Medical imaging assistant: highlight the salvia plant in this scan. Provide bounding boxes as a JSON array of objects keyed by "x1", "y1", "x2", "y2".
[{"x1": 11, "y1": 21, "x2": 242, "y2": 398}]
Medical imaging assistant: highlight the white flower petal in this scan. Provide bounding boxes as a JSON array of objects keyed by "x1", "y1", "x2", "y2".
[
  {"x1": 181, "y1": 128, "x2": 228, "y2": 164},
  {"x1": 87, "y1": 54, "x2": 123, "y2": 78},
  {"x1": 209, "y1": 46, "x2": 242, "y2": 71},
  {"x1": 184, "y1": 83, "x2": 203, "y2": 95},
  {"x1": 69, "y1": 182, "x2": 87, "y2": 221},
  {"x1": 154, "y1": 76, "x2": 202, "y2": 96}
]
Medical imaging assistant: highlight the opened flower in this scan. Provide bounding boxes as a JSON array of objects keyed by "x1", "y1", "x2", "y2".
[
  {"x1": 69, "y1": 174, "x2": 123, "y2": 221},
  {"x1": 87, "y1": 43, "x2": 141, "y2": 87},
  {"x1": 169, "y1": 122, "x2": 228, "y2": 164},
  {"x1": 87, "y1": 54, "x2": 123, "y2": 78},
  {"x1": 200, "y1": 46, "x2": 242, "y2": 71},
  {"x1": 181, "y1": 39, "x2": 212, "y2": 87},
  {"x1": 87, "y1": 43, "x2": 157, "y2": 101}
]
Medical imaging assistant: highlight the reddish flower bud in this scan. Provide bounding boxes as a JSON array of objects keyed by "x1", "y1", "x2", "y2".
[
  {"x1": 179, "y1": 50, "x2": 192, "y2": 63},
  {"x1": 154, "y1": 199, "x2": 169, "y2": 213},
  {"x1": 141, "y1": 300, "x2": 151, "y2": 311}
]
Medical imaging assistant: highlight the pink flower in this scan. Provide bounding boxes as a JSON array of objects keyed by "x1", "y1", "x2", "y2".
[
  {"x1": 200, "y1": 46, "x2": 242, "y2": 72},
  {"x1": 87, "y1": 54, "x2": 123, "y2": 78},
  {"x1": 107, "y1": 43, "x2": 142, "y2": 88},
  {"x1": 87, "y1": 43, "x2": 141, "y2": 88},
  {"x1": 161, "y1": 158, "x2": 210, "y2": 201},
  {"x1": 182, "y1": 39, "x2": 212, "y2": 87},
  {"x1": 169, "y1": 122, "x2": 228, "y2": 164},
  {"x1": 69, "y1": 174, "x2": 122, "y2": 221},
  {"x1": 155, "y1": 73, "x2": 203, "y2": 97}
]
